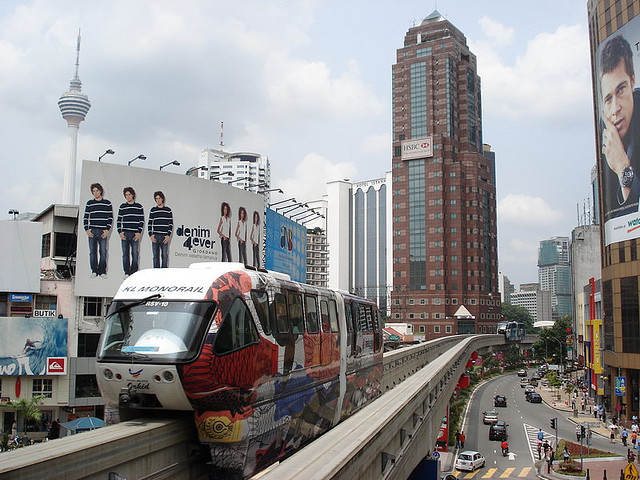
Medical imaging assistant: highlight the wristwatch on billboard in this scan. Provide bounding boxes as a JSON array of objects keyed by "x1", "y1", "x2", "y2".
[{"x1": 620, "y1": 165, "x2": 635, "y2": 188}]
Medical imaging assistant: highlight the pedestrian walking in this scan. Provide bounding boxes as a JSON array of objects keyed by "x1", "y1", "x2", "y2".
[
  {"x1": 537, "y1": 440, "x2": 542, "y2": 460},
  {"x1": 628, "y1": 449, "x2": 636, "y2": 463},
  {"x1": 459, "y1": 431, "x2": 466, "y2": 449},
  {"x1": 537, "y1": 429, "x2": 544, "y2": 442},
  {"x1": 610, "y1": 427, "x2": 616, "y2": 443},
  {"x1": 563, "y1": 446, "x2": 570, "y2": 462},
  {"x1": 632, "y1": 431, "x2": 637, "y2": 446},
  {"x1": 623, "y1": 428, "x2": 629, "y2": 446},
  {"x1": 547, "y1": 449, "x2": 554, "y2": 473},
  {"x1": 543, "y1": 440, "x2": 550, "y2": 455},
  {"x1": 455, "y1": 430, "x2": 460, "y2": 448}
]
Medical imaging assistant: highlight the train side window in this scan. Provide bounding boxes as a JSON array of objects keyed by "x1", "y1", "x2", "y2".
[
  {"x1": 250, "y1": 290, "x2": 271, "y2": 335},
  {"x1": 358, "y1": 305, "x2": 367, "y2": 331},
  {"x1": 304, "y1": 295, "x2": 319, "y2": 334},
  {"x1": 345, "y1": 301, "x2": 353, "y2": 332},
  {"x1": 319, "y1": 299, "x2": 331, "y2": 332},
  {"x1": 328, "y1": 299, "x2": 339, "y2": 333},
  {"x1": 274, "y1": 293, "x2": 289, "y2": 333},
  {"x1": 288, "y1": 291, "x2": 305, "y2": 334},
  {"x1": 213, "y1": 298, "x2": 259, "y2": 355}
]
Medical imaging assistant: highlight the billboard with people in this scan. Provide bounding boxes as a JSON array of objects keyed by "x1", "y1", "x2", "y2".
[
  {"x1": 76, "y1": 160, "x2": 264, "y2": 297},
  {"x1": 596, "y1": 16, "x2": 640, "y2": 245}
]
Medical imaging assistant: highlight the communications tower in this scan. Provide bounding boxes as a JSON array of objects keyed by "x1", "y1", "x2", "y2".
[{"x1": 58, "y1": 31, "x2": 90, "y2": 204}]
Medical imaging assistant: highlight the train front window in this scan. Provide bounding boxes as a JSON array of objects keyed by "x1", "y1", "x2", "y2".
[{"x1": 97, "y1": 300, "x2": 216, "y2": 363}]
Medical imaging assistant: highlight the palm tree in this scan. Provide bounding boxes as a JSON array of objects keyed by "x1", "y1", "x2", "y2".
[{"x1": 8, "y1": 395, "x2": 45, "y2": 433}]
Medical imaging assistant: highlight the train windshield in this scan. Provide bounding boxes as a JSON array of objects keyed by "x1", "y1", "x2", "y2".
[{"x1": 97, "y1": 299, "x2": 216, "y2": 364}]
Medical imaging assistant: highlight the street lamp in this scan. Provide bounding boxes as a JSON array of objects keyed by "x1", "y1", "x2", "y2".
[
  {"x1": 281, "y1": 203, "x2": 308, "y2": 215},
  {"x1": 269, "y1": 197, "x2": 296, "y2": 208},
  {"x1": 98, "y1": 149, "x2": 114, "y2": 162},
  {"x1": 210, "y1": 171, "x2": 234, "y2": 180},
  {"x1": 128, "y1": 154, "x2": 146, "y2": 166},
  {"x1": 159, "y1": 160, "x2": 180, "y2": 170},
  {"x1": 185, "y1": 166, "x2": 208, "y2": 176},
  {"x1": 258, "y1": 188, "x2": 284, "y2": 194},
  {"x1": 228, "y1": 176, "x2": 251, "y2": 185}
]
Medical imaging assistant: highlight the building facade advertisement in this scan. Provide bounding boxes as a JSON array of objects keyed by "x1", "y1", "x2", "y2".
[
  {"x1": 596, "y1": 15, "x2": 640, "y2": 245},
  {"x1": 76, "y1": 161, "x2": 264, "y2": 297},
  {"x1": 0, "y1": 317, "x2": 68, "y2": 376},
  {"x1": 400, "y1": 136, "x2": 433, "y2": 160},
  {"x1": 265, "y1": 209, "x2": 307, "y2": 283}
]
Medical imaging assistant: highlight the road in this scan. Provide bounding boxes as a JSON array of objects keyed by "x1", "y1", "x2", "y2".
[{"x1": 444, "y1": 368, "x2": 629, "y2": 479}]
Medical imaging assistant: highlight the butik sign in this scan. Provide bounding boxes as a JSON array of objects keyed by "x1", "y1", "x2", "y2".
[
  {"x1": 46, "y1": 357, "x2": 67, "y2": 375},
  {"x1": 401, "y1": 136, "x2": 433, "y2": 160}
]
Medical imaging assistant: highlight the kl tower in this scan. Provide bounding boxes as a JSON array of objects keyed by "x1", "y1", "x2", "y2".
[{"x1": 58, "y1": 31, "x2": 90, "y2": 205}]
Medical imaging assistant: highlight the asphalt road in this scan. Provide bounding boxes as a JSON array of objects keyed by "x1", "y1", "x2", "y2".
[{"x1": 447, "y1": 368, "x2": 629, "y2": 479}]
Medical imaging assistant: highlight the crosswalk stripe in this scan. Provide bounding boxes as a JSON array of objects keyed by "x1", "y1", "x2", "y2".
[
  {"x1": 518, "y1": 467, "x2": 531, "y2": 477},
  {"x1": 463, "y1": 470, "x2": 481, "y2": 478},
  {"x1": 481, "y1": 468, "x2": 498, "y2": 478},
  {"x1": 499, "y1": 467, "x2": 515, "y2": 478}
]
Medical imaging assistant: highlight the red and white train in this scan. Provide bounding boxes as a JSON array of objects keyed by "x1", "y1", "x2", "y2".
[{"x1": 96, "y1": 262, "x2": 383, "y2": 478}]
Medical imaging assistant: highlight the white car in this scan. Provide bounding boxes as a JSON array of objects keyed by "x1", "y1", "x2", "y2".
[{"x1": 455, "y1": 451, "x2": 486, "y2": 472}]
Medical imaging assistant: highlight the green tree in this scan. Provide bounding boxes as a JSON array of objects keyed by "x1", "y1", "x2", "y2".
[
  {"x1": 532, "y1": 317, "x2": 571, "y2": 366},
  {"x1": 502, "y1": 304, "x2": 536, "y2": 334},
  {"x1": 8, "y1": 395, "x2": 45, "y2": 432}
]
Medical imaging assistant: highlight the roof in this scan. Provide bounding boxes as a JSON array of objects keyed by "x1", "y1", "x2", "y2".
[
  {"x1": 453, "y1": 305, "x2": 473, "y2": 318},
  {"x1": 421, "y1": 10, "x2": 446, "y2": 25}
]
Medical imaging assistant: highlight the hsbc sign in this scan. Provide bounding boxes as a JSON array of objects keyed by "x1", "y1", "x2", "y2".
[
  {"x1": 46, "y1": 357, "x2": 67, "y2": 375},
  {"x1": 401, "y1": 136, "x2": 433, "y2": 160}
]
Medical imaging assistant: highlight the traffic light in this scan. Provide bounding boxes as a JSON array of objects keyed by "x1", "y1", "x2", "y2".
[
  {"x1": 550, "y1": 418, "x2": 556, "y2": 429},
  {"x1": 580, "y1": 425, "x2": 586, "y2": 438}
]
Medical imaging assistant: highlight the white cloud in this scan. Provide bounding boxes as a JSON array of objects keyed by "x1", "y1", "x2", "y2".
[
  {"x1": 360, "y1": 133, "x2": 391, "y2": 156},
  {"x1": 478, "y1": 16, "x2": 515, "y2": 46},
  {"x1": 498, "y1": 194, "x2": 564, "y2": 226},
  {"x1": 276, "y1": 153, "x2": 358, "y2": 203},
  {"x1": 472, "y1": 22, "x2": 591, "y2": 120}
]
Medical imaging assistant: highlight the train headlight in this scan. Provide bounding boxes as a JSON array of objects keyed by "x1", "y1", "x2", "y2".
[
  {"x1": 162, "y1": 370, "x2": 174, "y2": 382},
  {"x1": 103, "y1": 368, "x2": 114, "y2": 380}
]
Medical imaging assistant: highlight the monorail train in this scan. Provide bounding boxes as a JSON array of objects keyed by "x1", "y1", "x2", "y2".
[
  {"x1": 95, "y1": 262, "x2": 383, "y2": 479},
  {"x1": 503, "y1": 321, "x2": 525, "y2": 342}
]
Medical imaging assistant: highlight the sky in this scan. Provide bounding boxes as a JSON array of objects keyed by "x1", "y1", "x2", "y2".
[{"x1": 0, "y1": 0, "x2": 596, "y2": 288}]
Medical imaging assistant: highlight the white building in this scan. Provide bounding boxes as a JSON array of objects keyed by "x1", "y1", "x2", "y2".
[
  {"x1": 197, "y1": 149, "x2": 271, "y2": 197},
  {"x1": 306, "y1": 173, "x2": 393, "y2": 314},
  {"x1": 510, "y1": 283, "x2": 553, "y2": 326}
]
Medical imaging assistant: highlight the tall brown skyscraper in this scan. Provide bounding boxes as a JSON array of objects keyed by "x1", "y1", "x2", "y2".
[{"x1": 390, "y1": 11, "x2": 499, "y2": 337}]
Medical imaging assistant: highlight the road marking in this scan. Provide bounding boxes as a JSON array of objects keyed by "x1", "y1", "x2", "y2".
[
  {"x1": 518, "y1": 467, "x2": 531, "y2": 477},
  {"x1": 464, "y1": 469, "x2": 481, "y2": 478},
  {"x1": 481, "y1": 468, "x2": 498, "y2": 478},
  {"x1": 499, "y1": 467, "x2": 514, "y2": 478}
]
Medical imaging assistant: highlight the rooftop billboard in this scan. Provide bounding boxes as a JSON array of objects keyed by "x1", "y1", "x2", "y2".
[{"x1": 76, "y1": 160, "x2": 264, "y2": 297}]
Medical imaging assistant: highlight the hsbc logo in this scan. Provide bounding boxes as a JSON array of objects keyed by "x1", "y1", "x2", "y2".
[
  {"x1": 46, "y1": 357, "x2": 67, "y2": 375},
  {"x1": 401, "y1": 136, "x2": 434, "y2": 160}
]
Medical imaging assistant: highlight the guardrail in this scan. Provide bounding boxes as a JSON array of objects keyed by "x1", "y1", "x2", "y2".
[{"x1": 257, "y1": 335, "x2": 506, "y2": 480}]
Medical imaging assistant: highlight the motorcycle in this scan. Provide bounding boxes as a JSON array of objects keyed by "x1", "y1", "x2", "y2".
[{"x1": 501, "y1": 444, "x2": 509, "y2": 456}]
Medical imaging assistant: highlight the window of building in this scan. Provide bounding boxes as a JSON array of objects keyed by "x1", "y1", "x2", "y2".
[
  {"x1": 434, "y1": 313, "x2": 442, "y2": 319},
  {"x1": 33, "y1": 378, "x2": 53, "y2": 398},
  {"x1": 409, "y1": 313, "x2": 414, "y2": 319},
  {"x1": 75, "y1": 374, "x2": 101, "y2": 398},
  {"x1": 54, "y1": 232, "x2": 76, "y2": 258},
  {"x1": 445, "y1": 326, "x2": 452, "y2": 334},
  {"x1": 620, "y1": 246, "x2": 626, "y2": 263},
  {"x1": 434, "y1": 325, "x2": 441, "y2": 333},
  {"x1": 419, "y1": 325, "x2": 426, "y2": 333},
  {"x1": 420, "y1": 313, "x2": 426, "y2": 319},
  {"x1": 35, "y1": 295, "x2": 57, "y2": 311},
  {"x1": 420, "y1": 299, "x2": 426, "y2": 305},
  {"x1": 41, "y1": 233, "x2": 51, "y2": 258},
  {"x1": 452, "y1": 298, "x2": 458, "y2": 305},
  {"x1": 77, "y1": 333, "x2": 100, "y2": 357},
  {"x1": 83, "y1": 297, "x2": 103, "y2": 317}
]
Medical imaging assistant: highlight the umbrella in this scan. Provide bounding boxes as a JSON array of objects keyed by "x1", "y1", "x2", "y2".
[{"x1": 60, "y1": 416, "x2": 105, "y2": 432}]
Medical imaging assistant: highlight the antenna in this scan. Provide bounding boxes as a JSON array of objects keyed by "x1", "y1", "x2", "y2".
[
  {"x1": 75, "y1": 29, "x2": 81, "y2": 78},
  {"x1": 219, "y1": 121, "x2": 224, "y2": 148}
]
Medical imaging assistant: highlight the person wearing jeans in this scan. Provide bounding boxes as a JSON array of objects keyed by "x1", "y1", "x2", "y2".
[
  {"x1": 148, "y1": 191, "x2": 173, "y2": 268},
  {"x1": 117, "y1": 187, "x2": 144, "y2": 276},
  {"x1": 83, "y1": 183, "x2": 113, "y2": 278}
]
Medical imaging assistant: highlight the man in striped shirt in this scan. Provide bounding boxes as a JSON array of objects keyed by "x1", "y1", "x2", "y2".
[
  {"x1": 117, "y1": 187, "x2": 145, "y2": 276},
  {"x1": 83, "y1": 183, "x2": 113, "y2": 278},
  {"x1": 148, "y1": 191, "x2": 173, "y2": 268}
]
